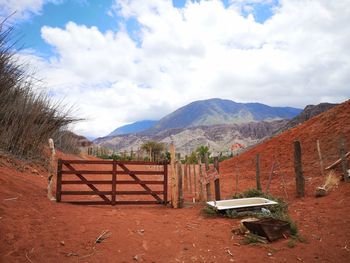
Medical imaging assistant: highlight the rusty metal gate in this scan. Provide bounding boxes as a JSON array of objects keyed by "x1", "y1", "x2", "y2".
[{"x1": 56, "y1": 159, "x2": 168, "y2": 205}]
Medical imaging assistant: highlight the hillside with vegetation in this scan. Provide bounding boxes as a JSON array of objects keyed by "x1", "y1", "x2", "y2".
[{"x1": 0, "y1": 26, "x2": 79, "y2": 160}]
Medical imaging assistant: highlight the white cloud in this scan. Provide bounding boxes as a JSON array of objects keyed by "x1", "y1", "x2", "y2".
[
  {"x1": 0, "y1": 0, "x2": 63, "y2": 21},
  {"x1": 21, "y1": 0, "x2": 350, "y2": 137},
  {"x1": 0, "y1": 0, "x2": 46, "y2": 20}
]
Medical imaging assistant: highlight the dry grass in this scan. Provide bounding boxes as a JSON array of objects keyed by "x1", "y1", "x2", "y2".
[
  {"x1": 0, "y1": 22, "x2": 79, "y2": 159},
  {"x1": 323, "y1": 171, "x2": 339, "y2": 191}
]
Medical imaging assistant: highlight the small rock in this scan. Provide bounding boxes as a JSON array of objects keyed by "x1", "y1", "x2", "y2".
[
  {"x1": 133, "y1": 255, "x2": 139, "y2": 261},
  {"x1": 268, "y1": 253, "x2": 272, "y2": 256},
  {"x1": 60, "y1": 241, "x2": 65, "y2": 246},
  {"x1": 142, "y1": 240, "x2": 148, "y2": 251},
  {"x1": 31, "y1": 169, "x2": 39, "y2": 175},
  {"x1": 315, "y1": 187, "x2": 327, "y2": 197},
  {"x1": 137, "y1": 229, "x2": 145, "y2": 235}
]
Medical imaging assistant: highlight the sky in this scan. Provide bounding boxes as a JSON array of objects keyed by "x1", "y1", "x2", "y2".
[{"x1": 1, "y1": 0, "x2": 350, "y2": 138}]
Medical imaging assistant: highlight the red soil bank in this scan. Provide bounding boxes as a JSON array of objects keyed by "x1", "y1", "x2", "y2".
[{"x1": 221, "y1": 100, "x2": 350, "y2": 198}]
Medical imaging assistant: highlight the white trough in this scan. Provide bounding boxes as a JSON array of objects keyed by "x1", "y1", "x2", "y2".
[{"x1": 207, "y1": 197, "x2": 278, "y2": 211}]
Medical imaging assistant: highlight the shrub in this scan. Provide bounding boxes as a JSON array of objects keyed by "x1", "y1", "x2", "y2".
[
  {"x1": 0, "y1": 24, "x2": 78, "y2": 160},
  {"x1": 231, "y1": 189, "x2": 289, "y2": 220}
]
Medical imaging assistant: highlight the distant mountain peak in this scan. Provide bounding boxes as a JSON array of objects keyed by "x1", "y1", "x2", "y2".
[
  {"x1": 107, "y1": 120, "x2": 158, "y2": 136},
  {"x1": 145, "y1": 98, "x2": 301, "y2": 133}
]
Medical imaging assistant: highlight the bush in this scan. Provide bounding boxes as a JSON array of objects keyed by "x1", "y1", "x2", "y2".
[
  {"x1": 231, "y1": 189, "x2": 289, "y2": 220},
  {"x1": 0, "y1": 24, "x2": 78, "y2": 159}
]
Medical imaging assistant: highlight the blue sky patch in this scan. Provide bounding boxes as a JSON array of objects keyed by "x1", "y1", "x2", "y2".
[{"x1": 12, "y1": 0, "x2": 279, "y2": 59}]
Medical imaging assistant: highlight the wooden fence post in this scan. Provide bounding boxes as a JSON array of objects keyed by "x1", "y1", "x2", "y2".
[
  {"x1": 204, "y1": 152, "x2": 211, "y2": 201},
  {"x1": 112, "y1": 160, "x2": 117, "y2": 205},
  {"x1": 56, "y1": 158, "x2": 63, "y2": 202},
  {"x1": 256, "y1": 154, "x2": 262, "y2": 191},
  {"x1": 213, "y1": 157, "x2": 221, "y2": 200},
  {"x1": 177, "y1": 162, "x2": 184, "y2": 208},
  {"x1": 294, "y1": 141, "x2": 305, "y2": 197},
  {"x1": 169, "y1": 143, "x2": 178, "y2": 208},
  {"x1": 206, "y1": 183, "x2": 211, "y2": 201},
  {"x1": 164, "y1": 163, "x2": 168, "y2": 205},
  {"x1": 189, "y1": 164, "x2": 193, "y2": 194},
  {"x1": 316, "y1": 140, "x2": 324, "y2": 177},
  {"x1": 198, "y1": 155, "x2": 204, "y2": 202},
  {"x1": 48, "y1": 138, "x2": 56, "y2": 201},
  {"x1": 184, "y1": 162, "x2": 188, "y2": 191},
  {"x1": 204, "y1": 152, "x2": 210, "y2": 171},
  {"x1": 193, "y1": 164, "x2": 197, "y2": 200},
  {"x1": 339, "y1": 136, "x2": 349, "y2": 182}
]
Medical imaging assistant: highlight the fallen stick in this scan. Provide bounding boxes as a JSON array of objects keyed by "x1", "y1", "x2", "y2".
[
  {"x1": 62, "y1": 252, "x2": 79, "y2": 257},
  {"x1": 325, "y1": 152, "x2": 350, "y2": 170},
  {"x1": 226, "y1": 249, "x2": 233, "y2": 257},
  {"x1": 25, "y1": 252, "x2": 34, "y2": 263},
  {"x1": 79, "y1": 248, "x2": 96, "y2": 259},
  {"x1": 4, "y1": 197, "x2": 18, "y2": 201},
  {"x1": 95, "y1": 230, "x2": 112, "y2": 244}
]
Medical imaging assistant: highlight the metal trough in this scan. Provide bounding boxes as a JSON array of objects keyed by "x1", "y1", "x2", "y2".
[{"x1": 207, "y1": 197, "x2": 278, "y2": 211}]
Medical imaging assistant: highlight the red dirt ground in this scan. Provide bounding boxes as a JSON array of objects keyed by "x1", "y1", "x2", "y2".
[{"x1": 1, "y1": 101, "x2": 350, "y2": 263}]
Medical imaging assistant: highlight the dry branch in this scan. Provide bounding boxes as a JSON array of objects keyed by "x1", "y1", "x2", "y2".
[
  {"x1": 325, "y1": 152, "x2": 350, "y2": 170},
  {"x1": 95, "y1": 230, "x2": 112, "y2": 244},
  {"x1": 25, "y1": 252, "x2": 34, "y2": 263}
]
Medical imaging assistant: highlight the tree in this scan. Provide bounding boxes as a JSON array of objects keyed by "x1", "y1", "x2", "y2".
[
  {"x1": 186, "y1": 151, "x2": 198, "y2": 164},
  {"x1": 196, "y1": 145, "x2": 210, "y2": 163},
  {"x1": 141, "y1": 141, "x2": 165, "y2": 161}
]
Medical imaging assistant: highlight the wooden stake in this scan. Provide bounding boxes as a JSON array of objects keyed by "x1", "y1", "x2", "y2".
[
  {"x1": 213, "y1": 157, "x2": 221, "y2": 201},
  {"x1": 206, "y1": 182, "x2": 211, "y2": 201},
  {"x1": 169, "y1": 143, "x2": 178, "y2": 208},
  {"x1": 198, "y1": 156, "x2": 204, "y2": 202},
  {"x1": 56, "y1": 158, "x2": 62, "y2": 202},
  {"x1": 316, "y1": 140, "x2": 324, "y2": 177},
  {"x1": 47, "y1": 138, "x2": 56, "y2": 201},
  {"x1": 184, "y1": 163, "x2": 188, "y2": 191},
  {"x1": 177, "y1": 162, "x2": 184, "y2": 208},
  {"x1": 189, "y1": 164, "x2": 193, "y2": 194},
  {"x1": 294, "y1": 141, "x2": 305, "y2": 197},
  {"x1": 339, "y1": 136, "x2": 349, "y2": 182},
  {"x1": 193, "y1": 164, "x2": 197, "y2": 200},
  {"x1": 256, "y1": 154, "x2": 262, "y2": 191}
]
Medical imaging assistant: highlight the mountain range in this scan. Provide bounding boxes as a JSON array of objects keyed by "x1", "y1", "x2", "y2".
[
  {"x1": 105, "y1": 98, "x2": 301, "y2": 136},
  {"x1": 147, "y1": 98, "x2": 301, "y2": 133},
  {"x1": 94, "y1": 98, "x2": 303, "y2": 154},
  {"x1": 107, "y1": 120, "x2": 157, "y2": 136},
  {"x1": 94, "y1": 120, "x2": 288, "y2": 155}
]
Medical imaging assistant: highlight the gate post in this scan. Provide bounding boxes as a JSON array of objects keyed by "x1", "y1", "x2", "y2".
[
  {"x1": 112, "y1": 160, "x2": 117, "y2": 205},
  {"x1": 56, "y1": 158, "x2": 62, "y2": 202},
  {"x1": 164, "y1": 162, "x2": 168, "y2": 205}
]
